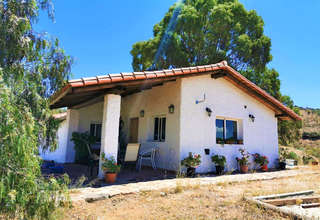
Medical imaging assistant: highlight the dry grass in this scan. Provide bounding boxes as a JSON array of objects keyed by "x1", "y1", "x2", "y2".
[{"x1": 62, "y1": 167, "x2": 320, "y2": 220}]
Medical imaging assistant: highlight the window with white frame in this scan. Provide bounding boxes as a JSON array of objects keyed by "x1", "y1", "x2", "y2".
[
  {"x1": 154, "y1": 116, "x2": 166, "y2": 142},
  {"x1": 216, "y1": 118, "x2": 242, "y2": 144},
  {"x1": 90, "y1": 123, "x2": 102, "y2": 142}
]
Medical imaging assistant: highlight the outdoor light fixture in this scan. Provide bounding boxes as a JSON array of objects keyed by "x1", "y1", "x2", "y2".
[
  {"x1": 206, "y1": 107, "x2": 212, "y2": 117},
  {"x1": 140, "y1": 110, "x2": 145, "y2": 118},
  {"x1": 168, "y1": 104, "x2": 175, "y2": 114},
  {"x1": 249, "y1": 114, "x2": 255, "y2": 122}
]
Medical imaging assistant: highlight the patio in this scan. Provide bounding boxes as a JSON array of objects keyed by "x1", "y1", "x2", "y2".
[{"x1": 42, "y1": 162, "x2": 176, "y2": 187}]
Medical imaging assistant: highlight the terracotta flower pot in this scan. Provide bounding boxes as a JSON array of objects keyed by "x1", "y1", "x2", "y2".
[
  {"x1": 261, "y1": 164, "x2": 268, "y2": 172},
  {"x1": 104, "y1": 173, "x2": 117, "y2": 183},
  {"x1": 240, "y1": 165, "x2": 248, "y2": 173}
]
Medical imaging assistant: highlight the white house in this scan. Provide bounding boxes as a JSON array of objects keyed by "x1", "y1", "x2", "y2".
[{"x1": 46, "y1": 61, "x2": 301, "y2": 176}]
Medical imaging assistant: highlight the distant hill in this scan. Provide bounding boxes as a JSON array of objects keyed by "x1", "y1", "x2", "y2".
[{"x1": 285, "y1": 107, "x2": 320, "y2": 164}]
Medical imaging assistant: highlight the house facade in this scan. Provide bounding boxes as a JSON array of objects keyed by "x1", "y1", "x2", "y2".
[{"x1": 45, "y1": 61, "x2": 301, "y2": 176}]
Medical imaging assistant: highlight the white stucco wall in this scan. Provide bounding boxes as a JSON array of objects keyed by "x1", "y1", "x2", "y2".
[
  {"x1": 39, "y1": 119, "x2": 68, "y2": 163},
  {"x1": 180, "y1": 75, "x2": 279, "y2": 173},
  {"x1": 121, "y1": 80, "x2": 182, "y2": 171}
]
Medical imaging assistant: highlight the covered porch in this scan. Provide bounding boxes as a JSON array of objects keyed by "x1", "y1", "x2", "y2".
[{"x1": 51, "y1": 74, "x2": 183, "y2": 180}]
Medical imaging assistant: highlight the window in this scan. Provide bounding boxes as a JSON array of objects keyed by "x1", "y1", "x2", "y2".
[
  {"x1": 90, "y1": 123, "x2": 102, "y2": 142},
  {"x1": 216, "y1": 118, "x2": 238, "y2": 144},
  {"x1": 154, "y1": 116, "x2": 166, "y2": 142}
]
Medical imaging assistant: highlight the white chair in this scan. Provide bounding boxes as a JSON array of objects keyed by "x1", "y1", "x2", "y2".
[
  {"x1": 124, "y1": 143, "x2": 140, "y2": 164},
  {"x1": 137, "y1": 146, "x2": 159, "y2": 171}
]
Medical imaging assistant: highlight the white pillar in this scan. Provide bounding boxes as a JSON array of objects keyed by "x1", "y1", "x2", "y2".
[
  {"x1": 65, "y1": 109, "x2": 79, "y2": 163},
  {"x1": 98, "y1": 94, "x2": 121, "y2": 178}
]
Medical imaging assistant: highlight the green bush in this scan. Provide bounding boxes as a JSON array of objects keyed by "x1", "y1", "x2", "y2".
[
  {"x1": 71, "y1": 132, "x2": 97, "y2": 164},
  {"x1": 0, "y1": 90, "x2": 70, "y2": 219},
  {"x1": 287, "y1": 151, "x2": 299, "y2": 161}
]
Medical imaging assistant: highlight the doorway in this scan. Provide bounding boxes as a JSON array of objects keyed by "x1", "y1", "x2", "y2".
[{"x1": 129, "y1": 117, "x2": 139, "y2": 143}]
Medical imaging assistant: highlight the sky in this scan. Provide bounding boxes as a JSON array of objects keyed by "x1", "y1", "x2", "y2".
[{"x1": 35, "y1": 0, "x2": 320, "y2": 108}]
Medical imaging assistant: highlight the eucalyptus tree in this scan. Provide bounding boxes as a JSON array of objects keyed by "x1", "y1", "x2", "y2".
[{"x1": 0, "y1": 0, "x2": 71, "y2": 218}]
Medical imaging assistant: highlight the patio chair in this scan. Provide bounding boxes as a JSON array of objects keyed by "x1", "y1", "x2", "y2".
[
  {"x1": 137, "y1": 146, "x2": 159, "y2": 171},
  {"x1": 121, "y1": 143, "x2": 141, "y2": 169}
]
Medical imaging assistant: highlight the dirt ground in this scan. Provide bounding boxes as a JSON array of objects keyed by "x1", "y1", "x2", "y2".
[{"x1": 62, "y1": 167, "x2": 320, "y2": 220}]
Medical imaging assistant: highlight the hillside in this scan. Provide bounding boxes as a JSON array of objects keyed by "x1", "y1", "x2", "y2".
[{"x1": 284, "y1": 107, "x2": 320, "y2": 163}]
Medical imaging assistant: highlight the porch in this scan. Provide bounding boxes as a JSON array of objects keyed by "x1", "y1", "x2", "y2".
[
  {"x1": 62, "y1": 77, "x2": 181, "y2": 178},
  {"x1": 42, "y1": 162, "x2": 176, "y2": 187}
]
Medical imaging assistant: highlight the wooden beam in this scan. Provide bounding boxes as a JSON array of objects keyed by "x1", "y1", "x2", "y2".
[
  {"x1": 301, "y1": 203, "x2": 320, "y2": 208},
  {"x1": 211, "y1": 72, "x2": 227, "y2": 79},
  {"x1": 263, "y1": 196, "x2": 320, "y2": 206},
  {"x1": 71, "y1": 95, "x2": 104, "y2": 109}
]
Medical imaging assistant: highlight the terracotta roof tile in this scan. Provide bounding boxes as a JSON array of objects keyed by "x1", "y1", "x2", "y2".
[{"x1": 50, "y1": 61, "x2": 301, "y2": 121}]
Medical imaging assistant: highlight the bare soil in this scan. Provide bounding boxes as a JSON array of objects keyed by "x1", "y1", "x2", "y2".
[{"x1": 61, "y1": 167, "x2": 320, "y2": 220}]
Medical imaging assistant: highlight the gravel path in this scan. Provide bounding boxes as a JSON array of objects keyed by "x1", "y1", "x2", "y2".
[{"x1": 70, "y1": 168, "x2": 317, "y2": 203}]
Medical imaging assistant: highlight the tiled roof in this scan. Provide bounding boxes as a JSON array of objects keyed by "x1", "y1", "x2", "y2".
[
  {"x1": 50, "y1": 61, "x2": 301, "y2": 121},
  {"x1": 67, "y1": 61, "x2": 227, "y2": 88}
]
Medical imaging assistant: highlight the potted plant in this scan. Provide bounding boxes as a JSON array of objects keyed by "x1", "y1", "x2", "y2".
[
  {"x1": 236, "y1": 148, "x2": 251, "y2": 173},
  {"x1": 101, "y1": 153, "x2": 121, "y2": 183},
  {"x1": 253, "y1": 153, "x2": 269, "y2": 171},
  {"x1": 181, "y1": 152, "x2": 201, "y2": 177},
  {"x1": 211, "y1": 154, "x2": 226, "y2": 175},
  {"x1": 225, "y1": 138, "x2": 237, "y2": 144},
  {"x1": 216, "y1": 138, "x2": 225, "y2": 145}
]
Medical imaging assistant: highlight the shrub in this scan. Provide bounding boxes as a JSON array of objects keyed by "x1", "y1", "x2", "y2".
[
  {"x1": 71, "y1": 132, "x2": 97, "y2": 164},
  {"x1": 236, "y1": 148, "x2": 251, "y2": 166},
  {"x1": 287, "y1": 151, "x2": 299, "y2": 161},
  {"x1": 211, "y1": 154, "x2": 226, "y2": 167},
  {"x1": 101, "y1": 153, "x2": 121, "y2": 173},
  {"x1": 181, "y1": 152, "x2": 201, "y2": 168},
  {"x1": 252, "y1": 153, "x2": 269, "y2": 166}
]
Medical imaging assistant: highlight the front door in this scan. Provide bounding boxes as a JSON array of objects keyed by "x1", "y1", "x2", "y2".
[{"x1": 129, "y1": 117, "x2": 139, "y2": 143}]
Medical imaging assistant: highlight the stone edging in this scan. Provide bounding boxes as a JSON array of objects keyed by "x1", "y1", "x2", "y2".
[{"x1": 70, "y1": 169, "x2": 318, "y2": 203}]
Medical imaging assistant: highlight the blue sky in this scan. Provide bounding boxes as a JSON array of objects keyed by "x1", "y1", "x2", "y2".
[{"x1": 36, "y1": 0, "x2": 320, "y2": 108}]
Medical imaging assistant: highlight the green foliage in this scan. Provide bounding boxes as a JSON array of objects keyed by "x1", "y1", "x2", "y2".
[
  {"x1": 278, "y1": 96, "x2": 302, "y2": 145},
  {"x1": 71, "y1": 132, "x2": 97, "y2": 164},
  {"x1": 279, "y1": 147, "x2": 289, "y2": 162},
  {"x1": 211, "y1": 154, "x2": 226, "y2": 167},
  {"x1": 302, "y1": 132, "x2": 320, "y2": 140},
  {"x1": 100, "y1": 153, "x2": 121, "y2": 173},
  {"x1": 0, "y1": 88, "x2": 70, "y2": 219},
  {"x1": 131, "y1": 0, "x2": 272, "y2": 72},
  {"x1": 181, "y1": 152, "x2": 201, "y2": 168},
  {"x1": 287, "y1": 151, "x2": 299, "y2": 161},
  {"x1": 131, "y1": 0, "x2": 300, "y2": 145},
  {"x1": 0, "y1": 0, "x2": 72, "y2": 218},
  {"x1": 302, "y1": 155, "x2": 313, "y2": 165},
  {"x1": 252, "y1": 153, "x2": 269, "y2": 166},
  {"x1": 236, "y1": 148, "x2": 250, "y2": 166}
]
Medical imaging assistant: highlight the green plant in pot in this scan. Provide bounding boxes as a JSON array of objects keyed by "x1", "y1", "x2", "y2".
[
  {"x1": 236, "y1": 148, "x2": 251, "y2": 173},
  {"x1": 253, "y1": 153, "x2": 269, "y2": 171},
  {"x1": 181, "y1": 152, "x2": 201, "y2": 177},
  {"x1": 101, "y1": 153, "x2": 121, "y2": 183},
  {"x1": 211, "y1": 154, "x2": 226, "y2": 175}
]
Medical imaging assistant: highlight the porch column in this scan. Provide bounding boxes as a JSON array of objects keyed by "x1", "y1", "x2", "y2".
[
  {"x1": 65, "y1": 109, "x2": 79, "y2": 163},
  {"x1": 98, "y1": 94, "x2": 121, "y2": 178}
]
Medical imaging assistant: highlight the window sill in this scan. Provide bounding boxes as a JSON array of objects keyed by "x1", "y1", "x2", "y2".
[{"x1": 216, "y1": 143, "x2": 244, "y2": 145}]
